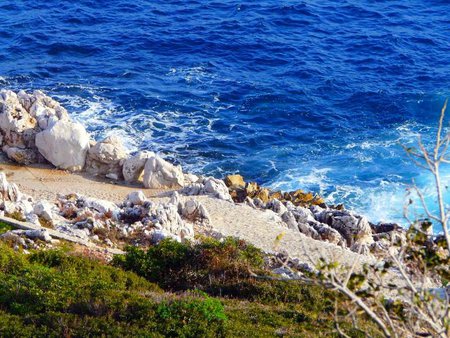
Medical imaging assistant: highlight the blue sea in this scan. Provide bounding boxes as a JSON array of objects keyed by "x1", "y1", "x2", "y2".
[{"x1": 0, "y1": 1, "x2": 449, "y2": 225}]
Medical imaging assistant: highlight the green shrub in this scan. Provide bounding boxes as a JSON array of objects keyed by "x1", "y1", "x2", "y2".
[
  {"x1": 0, "y1": 241, "x2": 379, "y2": 337},
  {"x1": 156, "y1": 291, "x2": 227, "y2": 337},
  {"x1": 113, "y1": 237, "x2": 267, "y2": 294}
]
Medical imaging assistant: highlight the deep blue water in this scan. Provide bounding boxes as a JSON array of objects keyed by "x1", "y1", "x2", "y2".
[{"x1": 0, "y1": 1, "x2": 449, "y2": 224}]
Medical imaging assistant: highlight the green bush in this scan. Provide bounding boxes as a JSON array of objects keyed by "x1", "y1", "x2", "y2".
[
  {"x1": 0, "y1": 240, "x2": 379, "y2": 337},
  {"x1": 113, "y1": 237, "x2": 267, "y2": 294},
  {"x1": 0, "y1": 243, "x2": 227, "y2": 337}
]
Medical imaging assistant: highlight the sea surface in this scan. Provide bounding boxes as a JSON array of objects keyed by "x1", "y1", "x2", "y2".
[{"x1": 0, "y1": 1, "x2": 449, "y2": 225}]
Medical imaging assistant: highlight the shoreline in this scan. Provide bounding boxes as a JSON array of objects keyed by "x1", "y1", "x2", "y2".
[{"x1": 0, "y1": 89, "x2": 408, "y2": 271}]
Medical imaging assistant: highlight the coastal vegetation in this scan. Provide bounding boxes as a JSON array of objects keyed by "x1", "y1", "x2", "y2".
[{"x1": 0, "y1": 238, "x2": 380, "y2": 337}]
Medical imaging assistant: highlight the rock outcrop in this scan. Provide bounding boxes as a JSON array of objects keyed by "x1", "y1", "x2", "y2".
[{"x1": 0, "y1": 90, "x2": 70, "y2": 164}]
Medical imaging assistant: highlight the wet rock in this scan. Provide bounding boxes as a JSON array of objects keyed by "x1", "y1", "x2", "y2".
[
  {"x1": 35, "y1": 120, "x2": 90, "y2": 171},
  {"x1": 142, "y1": 156, "x2": 184, "y2": 189},
  {"x1": 85, "y1": 136, "x2": 128, "y2": 178}
]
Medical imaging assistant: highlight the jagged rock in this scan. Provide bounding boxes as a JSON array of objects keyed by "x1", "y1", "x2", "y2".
[
  {"x1": 203, "y1": 178, "x2": 232, "y2": 201},
  {"x1": 145, "y1": 202, "x2": 193, "y2": 241},
  {"x1": 254, "y1": 187, "x2": 270, "y2": 203},
  {"x1": 224, "y1": 174, "x2": 245, "y2": 187},
  {"x1": 266, "y1": 199, "x2": 287, "y2": 215},
  {"x1": 0, "y1": 90, "x2": 71, "y2": 165},
  {"x1": 33, "y1": 200, "x2": 55, "y2": 221},
  {"x1": 310, "y1": 222, "x2": 344, "y2": 246},
  {"x1": 281, "y1": 211, "x2": 298, "y2": 230},
  {"x1": 0, "y1": 231, "x2": 27, "y2": 247},
  {"x1": 3, "y1": 146, "x2": 37, "y2": 164},
  {"x1": 253, "y1": 197, "x2": 265, "y2": 208},
  {"x1": 23, "y1": 229, "x2": 52, "y2": 242},
  {"x1": 297, "y1": 222, "x2": 320, "y2": 239},
  {"x1": 81, "y1": 196, "x2": 118, "y2": 214},
  {"x1": 122, "y1": 151, "x2": 155, "y2": 182},
  {"x1": 317, "y1": 210, "x2": 374, "y2": 248},
  {"x1": 85, "y1": 136, "x2": 128, "y2": 178},
  {"x1": 126, "y1": 191, "x2": 147, "y2": 205},
  {"x1": 372, "y1": 222, "x2": 401, "y2": 234},
  {"x1": 0, "y1": 90, "x2": 37, "y2": 149},
  {"x1": 150, "y1": 229, "x2": 180, "y2": 243},
  {"x1": 181, "y1": 199, "x2": 210, "y2": 223},
  {"x1": 181, "y1": 182, "x2": 203, "y2": 196},
  {"x1": 14, "y1": 199, "x2": 34, "y2": 215},
  {"x1": 291, "y1": 206, "x2": 315, "y2": 223},
  {"x1": 35, "y1": 120, "x2": 90, "y2": 171},
  {"x1": 5, "y1": 182, "x2": 22, "y2": 202},
  {"x1": 142, "y1": 156, "x2": 184, "y2": 189},
  {"x1": 184, "y1": 173, "x2": 199, "y2": 184}
]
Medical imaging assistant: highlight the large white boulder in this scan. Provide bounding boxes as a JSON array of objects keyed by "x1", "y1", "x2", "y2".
[
  {"x1": 142, "y1": 156, "x2": 184, "y2": 189},
  {"x1": 122, "y1": 150, "x2": 155, "y2": 182},
  {"x1": 35, "y1": 120, "x2": 90, "y2": 171}
]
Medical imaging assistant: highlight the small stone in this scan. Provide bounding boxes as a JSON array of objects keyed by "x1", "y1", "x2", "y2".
[{"x1": 126, "y1": 191, "x2": 147, "y2": 205}]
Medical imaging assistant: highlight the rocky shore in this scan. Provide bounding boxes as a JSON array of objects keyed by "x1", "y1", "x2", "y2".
[{"x1": 0, "y1": 90, "x2": 405, "y2": 267}]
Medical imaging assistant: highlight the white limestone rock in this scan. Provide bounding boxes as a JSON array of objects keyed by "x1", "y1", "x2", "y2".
[
  {"x1": 122, "y1": 150, "x2": 155, "y2": 182},
  {"x1": 142, "y1": 156, "x2": 184, "y2": 189},
  {"x1": 35, "y1": 120, "x2": 90, "y2": 171},
  {"x1": 203, "y1": 177, "x2": 232, "y2": 201},
  {"x1": 181, "y1": 199, "x2": 210, "y2": 223},
  {"x1": 181, "y1": 177, "x2": 233, "y2": 201},
  {"x1": 126, "y1": 191, "x2": 147, "y2": 205},
  {"x1": 82, "y1": 196, "x2": 118, "y2": 214},
  {"x1": 33, "y1": 200, "x2": 56, "y2": 221},
  {"x1": 0, "y1": 90, "x2": 37, "y2": 149},
  {"x1": 85, "y1": 136, "x2": 128, "y2": 178}
]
